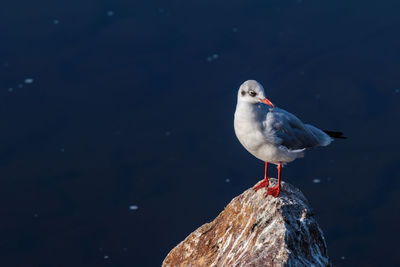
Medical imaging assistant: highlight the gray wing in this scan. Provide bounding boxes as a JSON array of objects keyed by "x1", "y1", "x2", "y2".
[{"x1": 262, "y1": 108, "x2": 321, "y2": 150}]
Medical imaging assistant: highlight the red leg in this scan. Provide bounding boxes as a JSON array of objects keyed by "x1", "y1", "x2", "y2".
[
  {"x1": 254, "y1": 162, "x2": 269, "y2": 191},
  {"x1": 267, "y1": 164, "x2": 282, "y2": 197}
]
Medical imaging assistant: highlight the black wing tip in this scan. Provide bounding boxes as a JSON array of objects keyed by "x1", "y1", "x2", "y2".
[{"x1": 323, "y1": 130, "x2": 347, "y2": 139}]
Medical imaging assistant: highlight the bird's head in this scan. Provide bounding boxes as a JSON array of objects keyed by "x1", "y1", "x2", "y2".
[{"x1": 237, "y1": 80, "x2": 274, "y2": 107}]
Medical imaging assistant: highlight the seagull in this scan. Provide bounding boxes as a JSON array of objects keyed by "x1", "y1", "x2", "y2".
[{"x1": 234, "y1": 80, "x2": 345, "y2": 197}]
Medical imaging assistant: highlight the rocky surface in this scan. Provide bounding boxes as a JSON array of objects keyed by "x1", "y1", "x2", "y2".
[{"x1": 162, "y1": 178, "x2": 330, "y2": 267}]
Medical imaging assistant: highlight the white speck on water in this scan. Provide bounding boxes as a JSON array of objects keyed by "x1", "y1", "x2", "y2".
[
  {"x1": 395, "y1": 89, "x2": 399, "y2": 93},
  {"x1": 24, "y1": 78, "x2": 34, "y2": 84},
  {"x1": 312, "y1": 178, "x2": 321, "y2": 184},
  {"x1": 8, "y1": 88, "x2": 13, "y2": 92},
  {"x1": 60, "y1": 148, "x2": 65, "y2": 153},
  {"x1": 18, "y1": 84, "x2": 23, "y2": 88},
  {"x1": 225, "y1": 178, "x2": 231, "y2": 183},
  {"x1": 53, "y1": 19, "x2": 59, "y2": 25},
  {"x1": 206, "y1": 54, "x2": 219, "y2": 62},
  {"x1": 129, "y1": 205, "x2": 139, "y2": 210},
  {"x1": 106, "y1": 11, "x2": 114, "y2": 16},
  {"x1": 104, "y1": 255, "x2": 109, "y2": 259},
  {"x1": 340, "y1": 256, "x2": 345, "y2": 260},
  {"x1": 232, "y1": 27, "x2": 238, "y2": 32}
]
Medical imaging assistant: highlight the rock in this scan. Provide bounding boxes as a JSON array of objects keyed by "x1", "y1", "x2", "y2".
[{"x1": 162, "y1": 178, "x2": 330, "y2": 267}]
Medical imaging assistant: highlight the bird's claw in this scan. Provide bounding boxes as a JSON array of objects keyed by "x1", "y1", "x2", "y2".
[
  {"x1": 267, "y1": 187, "x2": 280, "y2": 198},
  {"x1": 254, "y1": 179, "x2": 269, "y2": 191}
]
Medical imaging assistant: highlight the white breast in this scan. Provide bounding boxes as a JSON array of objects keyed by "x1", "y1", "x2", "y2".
[{"x1": 234, "y1": 103, "x2": 302, "y2": 165}]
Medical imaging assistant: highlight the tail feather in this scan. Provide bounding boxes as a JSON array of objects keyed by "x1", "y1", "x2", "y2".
[
  {"x1": 306, "y1": 124, "x2": 333, "y2": 146},
  {"x1": 323, "y1": 130, "x2": 347, "y2": 139}
]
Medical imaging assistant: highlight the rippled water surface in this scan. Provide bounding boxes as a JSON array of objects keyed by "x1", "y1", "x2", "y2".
[{"x1": 1, "y1": 1, "x2": 400, "y2": 266}]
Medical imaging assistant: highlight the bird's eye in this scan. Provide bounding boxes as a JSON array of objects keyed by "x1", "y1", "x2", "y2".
[{"x1": 248, "y1": 90, "x2": 257, "y2": 97}]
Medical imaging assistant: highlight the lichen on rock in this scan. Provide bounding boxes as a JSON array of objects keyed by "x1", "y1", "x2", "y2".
[{"x1": 162, "y1": 178, "x2": 330, "y2": 267}]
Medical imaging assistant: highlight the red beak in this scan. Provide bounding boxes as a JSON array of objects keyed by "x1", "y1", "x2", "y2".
[{"x1": 260, "y1": 98, "x2": 274, "y2": 108}]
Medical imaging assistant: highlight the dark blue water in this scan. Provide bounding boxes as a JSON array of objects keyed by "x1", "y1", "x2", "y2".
[{"x1": 1, "y1": 0, "x2": 400, "y2": 266}]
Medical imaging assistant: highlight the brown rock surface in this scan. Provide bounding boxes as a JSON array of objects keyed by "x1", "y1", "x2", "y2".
[{"x1": 162, "y1": 178, "x2": 329, "y2": 267}]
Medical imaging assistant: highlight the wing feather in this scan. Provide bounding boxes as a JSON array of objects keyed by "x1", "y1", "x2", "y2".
[{"x1": 262, "y1": 108, "x2": 320, "y2": 150}]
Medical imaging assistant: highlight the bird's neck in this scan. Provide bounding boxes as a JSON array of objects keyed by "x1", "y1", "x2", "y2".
[{"x1": 235, "y1": 101, "x2": 267, "y2": 124}]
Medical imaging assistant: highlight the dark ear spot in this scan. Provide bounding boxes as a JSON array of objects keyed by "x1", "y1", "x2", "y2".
[{"x1": 241, "y1": 91, "x2": 246, "y2": 96}]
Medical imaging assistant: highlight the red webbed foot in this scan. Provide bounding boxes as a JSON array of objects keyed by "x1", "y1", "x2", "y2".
[
  {"x1": 267, "y1": 186, "x2": 280, "y2": 198},
  {"x1": 254, "y1": 162, "x2": 269, "y2": 191},
  {"x1": 254, "y1": 179, "x2": 269, "y2": 191}
]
